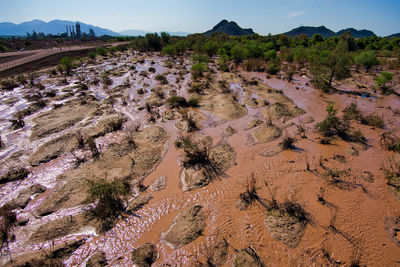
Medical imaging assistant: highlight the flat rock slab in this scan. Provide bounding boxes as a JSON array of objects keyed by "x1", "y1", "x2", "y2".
[
  {"x1": 233, "y1": 247, "x2": 265, "y2": 267},
  {"x1": 127, "y1": 195, "x2": 153, "y2": 212},
  {"x1": 131, "y1": 242, "x2": 158, "y2": 267},
  {"x1": 150, "y1": 175, "x2": 167, "y2": 191},
  {"x1": 161, "y1": 205, "x2": 206, "y2": 249}
]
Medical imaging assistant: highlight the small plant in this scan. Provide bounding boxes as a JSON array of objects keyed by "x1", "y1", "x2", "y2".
[
  {"x1": 360, "y1": 115, "x2": 384, "y2": 128},
  {"x1": 187, "y1": 96, "x2": 200, "y2": 107},
  {"x1": 237, "y1": 174, "x2": 260, "y2": 210},
  {"x1": 383, "y1": 157, "x2": 400, "y2": 192},
  {"x1": 343, "y1": 102, "x2": 361, "y2": 121},
  {"x1": 155, "y1": 74, "x2": 168, "y2": 84},
  {"x1": 167, "y1": 96, "x2": 187, "y2": 108},
  {"x1": 380, "y1": 132, "x2": 400, "y2": 152},
  {"x1": 279, "y1": 136, "x2": 296, "y2": 150},
  {"x1": 0, "y1": 136, "x2": 4, "y2": 149},
  {"x1": 191, "y1": 63, "x2": 207, "y2": 81},
  {"x1": 148, "y1": 67, "x2": 156, "y2": 73},
  {"x1": 376, "y1": 71, "x2": 393, "y2": 94},
  {"x1": 86, "y1": 179, "x2": 129, "y2": 232},
  {"x1": 189, "y1": 83, "x2": 204, "y2": 94},
  {"x1": 137, "y1": 88, "x2": 145, "y2": 95},
  {"x1": 101, "y1": 72, "x2": 113, "y2": 86},
  {"x1": 1, "y1": 79, "x2": 18, "y2": 91},
  {"x1": 180, "y1": 135, "x2": 212, "y2": 169}
]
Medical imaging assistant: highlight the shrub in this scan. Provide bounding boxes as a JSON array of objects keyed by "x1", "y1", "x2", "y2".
[
  {"x1": 187, "y1": 96, "x2": 200, "y2": 107},
  {"x1": 137, "y1": 88, "x2": 145, "y2": 95},
  {"x1": 1, "y1": 79, "x2": 18, "y2": 91},
  {"x1": 181, "y1": 136, "x2": 212, "y2": 168},
  {"x1": 360, "y1": 115, "x2": 384, "y2": 128},
  {"x1": 96, "y1": 47, "x2": 108, "y2": 56},
  {"x1": 243, "y1": 58, "x2": 265, "y2": 72},
  {"x1": 88, "y1": 51, "x2": 96, "y2": 59},
  {"x1": 155, "y1": 74, "x2": 168, "y2": 84},
  {"x1": 191, "y1": 54, "x2": 209, "y2": 64},
  {"x1": 376, "y1": 71, "x2": 393, "y2": 94},
  {"x1": 86, "y1": 180, "x2": 129, "y2": 232},
  {"x1": 266, "y1": 61, "x2": 280, "y2": 75},
  {"x1": 161, "y1": 44, "x2": 177, "y2": 56},
  {"x1": 279, "y1": 136, "x2": 296, "y2": 150},
  {"x1": 58, "y1": 57, "x2": 74, "y2": 76},
  {"x1": 343, "y1": 102, "x2": 361, "y2": 121},
  {"x1": 383, "y1": 157, "x2": 400, "y2": 192},
  {"x1": 354, "y1": 51, "x2": 379, "y2": 71},
  {"x1": 148, "y1": 67, "x2": 156, "y2": 73},
  {"x1": 189, "y1": 83, "x2": 204, "y2": 94},
  {"x1": 167, "y1": 96, "x2": 187, "y2": 108},
  {"x1": 191, "y1": 63, "x2": 207, "y2": 81},
  {"x1": 380, "y1": 132, "x2": 400, "y2": 153}
]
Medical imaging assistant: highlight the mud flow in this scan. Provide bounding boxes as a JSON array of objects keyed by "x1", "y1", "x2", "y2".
[{"x1": 0, "y1": 51, "x2": 399, "y2": 266}]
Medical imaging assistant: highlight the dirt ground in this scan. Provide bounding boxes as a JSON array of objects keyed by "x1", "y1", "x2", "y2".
[{"x1": 0, "y1": 49, "x2": 399, "y2": 266}]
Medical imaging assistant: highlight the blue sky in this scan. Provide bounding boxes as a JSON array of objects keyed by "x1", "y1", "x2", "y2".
[{"x1": 1, "y1": 0, "x2": 399, "y2": 36}]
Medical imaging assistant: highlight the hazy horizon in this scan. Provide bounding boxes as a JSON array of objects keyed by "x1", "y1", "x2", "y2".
[{"x1": 1, "y1": 0, "x2": 399, "y2": 36}]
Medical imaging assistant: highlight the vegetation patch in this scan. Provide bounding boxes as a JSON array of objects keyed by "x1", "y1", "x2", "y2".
[{"x1": 251, "y1": 124, "x2": 282, "y2": 143}]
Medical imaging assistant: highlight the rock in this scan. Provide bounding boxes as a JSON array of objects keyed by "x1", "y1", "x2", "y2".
[
  {"x1": 29, "y1": 213, "x2": 98, "y2": 243},
  {"x1": 150, "y1": 176, "x2": 167, "y2": 191},
  {"x1": 225, "y1": 126, "x2": 237, "y2": 136},
  {"x1": 6, "y1": 184, "x2": 46, "y2": 210},
  {"x1": 300, "y1": 116, "x2": 314, "y2": 124},
  {"x1": 86, "y1": 251, "x2": 108, "y2": 266},
  {"x1": 252, "y1": 125, "x2": 282, "y2": 143},
  {"x1": 359, "y1": 171, "x2": 374, "y2": 182},
  {"x1": 233, "y1": 247, "x2": 265, "y2": 267},
  {"x1": 264, "y1": 210, "x2": 307, "y2": 248},
  {"x1": 180, "y1": 164, "x2": 210, "y2": 191},
  {"x1": 131, "y1": 243, "x2": 158, "y2": 267},
  {"x1": 30, "y1": 101, "x2": 97, "y2": 140},
  {"x1": 245, "y1": 119, "x2": 264, "y2": 130},
  {"x1": 175, "y1": 119, "x2": 195, "y2": 133},
  {"x1": 29, "y1": 134, "x2": 77, "y2": 166},
  {"x1": 0, "y1": 168, "x2": 29, "y2": 184},
  {"x1": 161, "y1": 206, "x2": 206, "y2": 249},
  {"x1": 207, "y1": 239, "x2": 229, "y2": 266},
  {"x1": 83, "y1": 115, "x2": 126, "y2": 139},
  {"x1": 127, "y1": 195, "x2": 153, "y2": 212},
  {"x1": 346, "y1": 147, "x2": 359, "y2": 156}
]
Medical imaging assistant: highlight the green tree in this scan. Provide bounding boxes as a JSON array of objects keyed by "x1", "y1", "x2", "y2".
[
  {"x1": 231, "y1": 45, "x2": 247, "y2": 63},
  {"x1": 204, "y1": 40, "x2": 219, "y2": 57},
  {"x1": 354, "y1": 51, "x2": 379, "y2": 71},
  {"x1": 161, "y1": 44, "x2": 177, "y2": 56},
  {"x1": 145, "y1": 33, "x2": 161, "y2": 51},
  {"x1": 310, "y1": 41, "x2": 351, "y2": 91},
  {"x1": 160, "y1": 32, "x2": 170, "y2": 44},
  {"x1": 376, "y1": 71, "x2": 393, "y2": 94},
  {"x1": 58, "y1": 57, "x2": 74, "y2": 76}
]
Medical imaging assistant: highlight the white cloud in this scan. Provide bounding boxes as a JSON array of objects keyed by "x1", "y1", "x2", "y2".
[{"x1": 286, "y1": 10, "x2": 306, "y2": 18}]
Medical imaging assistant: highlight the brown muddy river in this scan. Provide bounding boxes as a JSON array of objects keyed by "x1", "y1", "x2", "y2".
[{"x1": 0, "y1": 51, "x2": 399, "y2": 266}]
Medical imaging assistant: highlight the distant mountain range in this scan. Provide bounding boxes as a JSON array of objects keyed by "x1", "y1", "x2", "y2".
[
  {"x1": 0, "y1": 19, "x2": 188, "y2": 37},
  {"x1": 119, "y1": 29, "x2": 188, "y2": 37},
  {"x1": 0, "y1": 19, "x2": 120, "y2": 36},
  {"x1": 204, "y1": 20, "x2": 255, "y2": 36},
  {"x1": 0, "y1": 19, "x2": 398, "y2": 39},
  {"x1": 283, "y1": 26, "x2": 376, "y2": 38}
]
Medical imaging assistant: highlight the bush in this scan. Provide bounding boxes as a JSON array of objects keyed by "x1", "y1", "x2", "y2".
[
  {"x1": 1, "y1": 79, "x2": 19, "y2": 91},
  {"x1": 86, "y1": 180, "x2": 129, "y2": 232},
  {"x1": 161, "y1": 45, "x2": 177, "y2": 57},
  {"x1": 187, "y1": 96, "x2": 200, "y2": 107},
  {"x1": 191, "y1": 63, "x2": 207, "y2": 81},
  {"x1": 266, "y1": 61, "x2": 280, "y2": 75},
  {"x1": 343, "y1": 102, "x2": 361, "y2": 121},
  {"x1": 279, "y1": 136, "x2": 296, "y2": 150},
  {"x1": 376, "y1": 71, "x2": 393, "y2": 94},
  {"x1": 167, "y1": 96, "x2": 187, "y2": 108},
  {"x1": 181, "y1": 136, "x2": 212, "y2": 168},
  {"x1": 355, "y1": 51, "x2": 379, "y2": 71},
  {"x1": 58, "y1": 57, "x2": 74, "y2": 76},
  {"x1": 243, "y1": 58, "x2": 265, "y2": 71},
  {"x1": 360, "y1": 115, "x2": 384, "y2": 128},
  {"x1": 88, "y1": 51, "x2": 96, "y2": 59},
  {"x1": 148, "y1": 67, "x2": 156, "y2": 73},
  {"x1": 155, "y1": 74, "x2": 168, "y2": 84},
  {"x1": 96, "y1": 47, "x2": 108, "y2": 56}
]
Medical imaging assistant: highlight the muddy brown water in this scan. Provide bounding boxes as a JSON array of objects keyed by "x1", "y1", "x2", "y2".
[{"x1": 1, "y1": 53, "x2": 400, "y2": 266}]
